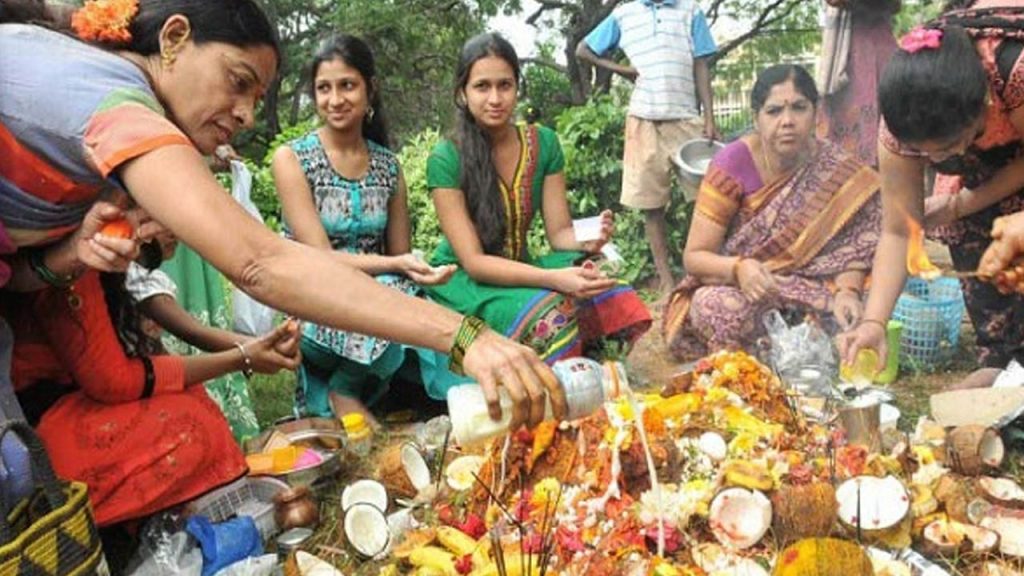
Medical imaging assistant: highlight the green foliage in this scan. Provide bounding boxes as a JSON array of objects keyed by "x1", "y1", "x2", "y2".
[
  {"x1": 399, "y1": 128, "x2": 445, "y2": 255},
  {"x1": 520, "y1": 42, "x2": 573, "y2": 126},
  {"x1": 253, "y1": 0, "x2": 519, "y2": 158},
  {"x1": 556, "y1": 93, "x2": 692, "y2": 285},
  {"x1": 893, "y1": 0, "x2": 945, "y2": 33},
  {"x1": 557, "y1": 94, "x2": 627, "y2": 211},
  {"x1": 245, "y1": 119, "x2": 319, "y2": 232}
]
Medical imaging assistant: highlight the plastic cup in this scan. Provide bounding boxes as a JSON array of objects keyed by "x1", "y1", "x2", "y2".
[{"x1": 572, "y1": 216, "x2": 603, "y2": 243}]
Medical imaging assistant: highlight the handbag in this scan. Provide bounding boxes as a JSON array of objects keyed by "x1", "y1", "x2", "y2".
[{"x1": 0, "y1": 420, "x2": 107, "y2": 575}]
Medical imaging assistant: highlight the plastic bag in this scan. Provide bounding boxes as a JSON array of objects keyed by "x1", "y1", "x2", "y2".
[
  {"x1": 126, "y1": 513, "x2": 202, "y2": 576},
  {"x1": 212, "y1": 554, "x2": 277, "y2": 576},
  {"x1": 228, "y1": 160, "x2": 277, "y2": 336},
  {"x1": 185, "y1": 515, "x2": 262, "y2": 576},
  {"x1": 762, "y1": 310, "x2": 837, "y2": 396},
  {"x1": 0, "y1": 319, "x2": 32, "y2": 513}
]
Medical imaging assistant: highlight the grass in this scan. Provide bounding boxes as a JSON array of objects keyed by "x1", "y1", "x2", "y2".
[
  {"x1": 884, "y1": 328, "x2": 979, "y2": 432},
  {"x1": 248, "y1": 370, "x2": 297, "y2": 428}
]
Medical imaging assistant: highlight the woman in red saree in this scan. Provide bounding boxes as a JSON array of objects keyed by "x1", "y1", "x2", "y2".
[{"x1": 664, "y1": 65, "x2": 881, "y2": 360}]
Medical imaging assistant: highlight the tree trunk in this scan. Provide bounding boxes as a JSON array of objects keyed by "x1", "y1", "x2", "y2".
[{"x1": 565, "y1": 40, "x2": 589, "y2": 105}]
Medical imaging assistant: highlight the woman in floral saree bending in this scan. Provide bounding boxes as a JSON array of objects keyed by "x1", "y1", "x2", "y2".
[{"x1": 664, "y1": 64, "x2": 882, "y2": 360}]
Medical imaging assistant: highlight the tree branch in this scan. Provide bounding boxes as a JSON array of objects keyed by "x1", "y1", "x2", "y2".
[
  {"x1": 706, "y1": 0, "x2": 726, "y2": 25},
  {"x1": 521, "y1": 57, "x2": 568, "y2": 75},
  {"x1": 526, "y1": 0, "x2": 576, "y2": 26},
  {"x1": 711, "y1": 0, "x2": 804, "y2": 63}
]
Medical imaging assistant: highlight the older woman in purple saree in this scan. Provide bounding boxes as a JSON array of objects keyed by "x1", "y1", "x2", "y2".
[{"x1": 664, "y1": 64, "x2": 882, "y2": 361}]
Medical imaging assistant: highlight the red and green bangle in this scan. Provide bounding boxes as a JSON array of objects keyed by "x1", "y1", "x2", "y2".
[{"x1": 449, "y1": 316, "x2": 487, "y2": 376}]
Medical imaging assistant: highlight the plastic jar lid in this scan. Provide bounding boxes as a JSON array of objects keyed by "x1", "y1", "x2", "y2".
[
  {"x1": 276, "y1": 526, "x2": 314, "y2": 553},
  {"x1": 341, "y1": 412, "x2": 368, "y2": 434}
]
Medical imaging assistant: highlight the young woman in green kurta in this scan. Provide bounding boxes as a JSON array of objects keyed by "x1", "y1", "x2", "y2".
[{"x1": 426, "y1": 33, "x2": 651, "y2": 362}]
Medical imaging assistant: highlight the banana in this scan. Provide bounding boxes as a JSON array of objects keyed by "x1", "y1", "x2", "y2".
[
  {"x1": 911, "y1": 485, "x2": 938, "y2": 517},
  {"x1": 469, "y1": 555, "x2": 527, "y2": 576},
  {"x1": 409, "y1": 546, "x2": 457, "y2": 576},
  {"x1": 437, "y1": 526, "x2": 479, "y2": 557}
]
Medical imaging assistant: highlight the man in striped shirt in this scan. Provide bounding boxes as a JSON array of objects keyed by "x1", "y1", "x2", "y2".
[{"x1": 577, "y1": 0, "x2": 718, "y2": 295}]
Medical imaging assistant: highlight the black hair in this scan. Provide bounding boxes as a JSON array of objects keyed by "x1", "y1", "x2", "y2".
[
  {"x1": 0, "y1": 0, "x2": 46, "y2": 23},
  {"x1": 310, "y1": 33, "x2": 390, "y2": 149},
  {"x1": 453, "y1": 32, "x2": 520, "y2": 256},
  {"x1": 1, "y1": 0, "x2": 280, "y2": 61},
  {"x1": 750, "y1": 64, "x2": 819, "y2": 113},
  {"x1": 100, "y1": 273, "x2": 165, "y2": 358},
  {"x1": 879, "y1": 26, "x2": 987, "y2": 144}
]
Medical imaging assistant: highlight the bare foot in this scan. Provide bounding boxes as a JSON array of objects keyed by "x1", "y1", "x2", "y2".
[
  {"x1": 329, "y1": 393, "x2": 381, "y2": 429},
  {"x1": 946, "y1": 367, "x2": 1003, "y2": 391}
]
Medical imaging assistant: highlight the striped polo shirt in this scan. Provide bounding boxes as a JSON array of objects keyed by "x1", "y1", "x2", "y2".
[{"x1": 585, "y1": 0, "x2": 717, "y2": 121}]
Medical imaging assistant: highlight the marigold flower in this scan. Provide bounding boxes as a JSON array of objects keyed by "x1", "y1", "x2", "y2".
[{"x1": 71, "y1": 0, "x2": 139, "y2": 44}]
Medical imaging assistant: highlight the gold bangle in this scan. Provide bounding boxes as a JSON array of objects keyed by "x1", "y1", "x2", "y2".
[
  {"x1": 448, "y1": 316, "x2": 488, "y2": 376},
  {"x1": 835, "y1": 285, "x2": 862, "y2": 298},
  {"x1": 731, "y1": 257, "x2": 746, "y2": 284},
  {"x1": 858, "y1": 318, "x2": 887, "y2": 332}
]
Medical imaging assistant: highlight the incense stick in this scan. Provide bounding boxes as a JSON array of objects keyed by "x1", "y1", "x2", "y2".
[
  {"x1": 471, "y1": 471, "x2": 524, "y2": 532},
  {"x1": 435, "y1": 426, "x2": 451, "y2": 492},
  {"x1": 491, "y1": 527, "x2": 508, "y2": 576},
  {"x1": 856, "y1": 479, "x2": 863, "y2": 542}
]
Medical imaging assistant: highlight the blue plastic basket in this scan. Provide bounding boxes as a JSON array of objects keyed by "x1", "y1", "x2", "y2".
[{"x1": 891, "y1": 277, "x2": 965, "y2": 371}]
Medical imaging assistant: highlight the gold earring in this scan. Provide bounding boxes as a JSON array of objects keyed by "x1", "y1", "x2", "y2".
[{"x1": 161, "y1": 50, "x2": 175, "y2": 68}]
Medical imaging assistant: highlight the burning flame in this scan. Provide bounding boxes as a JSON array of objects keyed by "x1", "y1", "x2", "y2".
[{"x1": 906, "y1": 216, "x2": 941, "y2": 280}]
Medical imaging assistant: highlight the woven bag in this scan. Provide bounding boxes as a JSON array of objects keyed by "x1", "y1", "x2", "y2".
[{"x1": 0, "y1": 420, "x2": 107, "y2": 576}]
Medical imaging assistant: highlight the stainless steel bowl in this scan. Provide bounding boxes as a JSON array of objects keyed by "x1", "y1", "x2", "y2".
[{"x1": 672, "y1": 138, "x2": 725, "y2": 194}]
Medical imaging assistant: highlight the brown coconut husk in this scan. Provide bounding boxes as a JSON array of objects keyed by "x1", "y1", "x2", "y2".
[
  {"x1": 935, "y1": 475, "x2": 974, "y2": 523},
  {"x1": 376, "y1": 443, "x2": 417, "y2": 500},
  {"x1": 947, "y1": 425, "x2": 1005, "y2": 476},
  {"x1": 771, "y1": 483, "x2": 837, "y2": 544}
]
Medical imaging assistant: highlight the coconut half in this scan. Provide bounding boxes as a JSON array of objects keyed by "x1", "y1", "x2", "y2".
[
  {"x1": 445, "y1": 455, "x2": 485, "y2": 491},
  {"x1": 922, "y1": 518, "x2": 1000, "y2": 556},
  {"x1": 294, "y1": 551, "x2": 345, "y2": 575},
  {"x1": 709, "y1": 488, "x2": 772, "y2": 549},
  {"x1": 981, "y1": 506, "x2": 1024, "y2": 557},
  {"x1": 980, "y1": 477, "x2": 1024, "y2": 509},
  {"x1": 836, "y1": 475, "x2": 910, "y2": 531},
  {"x1": 341, "y1": 479, "x2": 388, "y2": 513},
  {"x1": 401, "y1": 442, "x2": 432, "y2": 493},
  {"x1": 344, "y1": 502, "x2": 391, "y2": 558},
  {"x1": 699, "y1": 432, "x2": 728, "y2": 462}
]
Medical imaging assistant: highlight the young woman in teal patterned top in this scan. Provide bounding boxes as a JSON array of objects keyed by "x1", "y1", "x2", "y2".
[{"x1": 272, "y1": 34, "x2": 456, "y2": 425}]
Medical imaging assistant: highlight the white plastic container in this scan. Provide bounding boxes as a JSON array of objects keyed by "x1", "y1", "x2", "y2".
[{"x1": 446, "y1": 358, "x2": 627, "y2": 446}]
